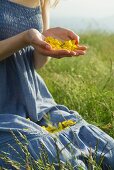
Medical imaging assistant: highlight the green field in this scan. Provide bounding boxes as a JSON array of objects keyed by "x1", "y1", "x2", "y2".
[{"x1": 39, "y1": 32, "x2": 114, "y2": 138}]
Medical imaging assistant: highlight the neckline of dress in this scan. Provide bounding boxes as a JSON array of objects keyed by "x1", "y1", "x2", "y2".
[{"x1": 6, "y1": 0, "x2": 40, "y2": 10}]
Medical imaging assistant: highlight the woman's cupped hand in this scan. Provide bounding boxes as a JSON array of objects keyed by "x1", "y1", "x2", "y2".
[{"x1": 25, "y1": 27, "x2": 87, "y2": 59}]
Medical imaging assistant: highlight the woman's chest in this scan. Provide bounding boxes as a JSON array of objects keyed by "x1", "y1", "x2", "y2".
[{"x1": 0, "y1": 0, "x2": 43, "y2": 39}]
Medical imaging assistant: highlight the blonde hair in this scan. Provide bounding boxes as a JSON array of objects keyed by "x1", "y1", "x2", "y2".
[{"x1": 52, "y1": 0, "x2": 60, "y2": 6}]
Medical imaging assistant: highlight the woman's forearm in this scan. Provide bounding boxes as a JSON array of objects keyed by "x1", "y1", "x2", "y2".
[
  {"x1": 34, "y1": 50, "x2": 51, "y2": 69},
  {"x1": 0, "y1": 28, "x2": 51, "y2": 69},
  {"x1": 0, "y1": 31, "x2": 28, "y2": 61},
  {"x1": 33, "y1": 0, "x2": 51, "y2": 70}
]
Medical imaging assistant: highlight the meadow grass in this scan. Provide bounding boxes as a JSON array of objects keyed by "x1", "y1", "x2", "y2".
[
  {"x1": 39, "y1": 32, "x2": 114, "y2": 138},
  {"x1": 0, "y1": 131, "x2": 107, "y2": 170}
]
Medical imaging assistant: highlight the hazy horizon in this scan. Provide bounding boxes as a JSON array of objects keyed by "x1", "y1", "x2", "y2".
[
  {"x1": 50, "y1": 0, "x2": 114, "y2": 33},
  {"x1": 50, "y1": 0, "x2": 114, "y2": 19},
  {"x1": 50, "y1": 15, "x2": 114, "y2": 33}
]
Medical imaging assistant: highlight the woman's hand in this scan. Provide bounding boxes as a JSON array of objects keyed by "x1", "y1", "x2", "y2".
[
  {"x1": 43, "y1": 27, "x2": 80, "y2": 44},
  {"x1": 43, "y1": 27, "x2": 87, "y2": 56},
  {"x1": 26, "y1": 28, "x2": 87, "y2": 59}
]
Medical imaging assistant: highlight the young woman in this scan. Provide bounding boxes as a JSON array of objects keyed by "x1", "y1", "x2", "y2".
[{"x1": 0, "y1": 0, "x2": 114, "y2": 169}]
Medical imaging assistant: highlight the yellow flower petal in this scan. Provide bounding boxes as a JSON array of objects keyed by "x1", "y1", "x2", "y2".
[{"x1": 45, "y1": 37, "x2": 78, "y2": 51}]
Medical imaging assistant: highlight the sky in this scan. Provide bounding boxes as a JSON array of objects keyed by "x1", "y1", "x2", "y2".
[{"x1": 50, "y1": 0, "x2": 114, "y2": 19}]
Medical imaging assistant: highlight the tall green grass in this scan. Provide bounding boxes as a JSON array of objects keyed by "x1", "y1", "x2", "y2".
[
  {"x1": 0, "y1": 131, "x2": 107, "y2": 170},
  {"x1": 39, "y1": 32, "x2": 114, "y2": 138}
]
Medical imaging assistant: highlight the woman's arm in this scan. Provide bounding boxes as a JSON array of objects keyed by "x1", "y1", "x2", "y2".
[
  {"x1": 33, "y1": 0, "x2": 51, "y2": 70},
  {"x1": 0, "y1": 27, "x2": 82, "y2": 63},
  {"x1": 0, "y1": 31, "x2": 28, "y2": 61},
  {"x1": 33, "y1": 1, "x2": 86, "y2": 70},
  {"x1": 0, "y1": 0, "x2": 50, "y2": 64},
  {"x1": 41, "y1": 0, "x2": 50, "y2": 31}
]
